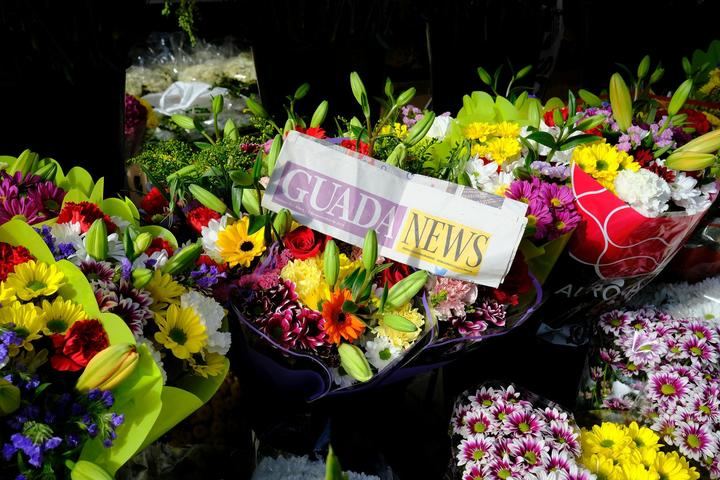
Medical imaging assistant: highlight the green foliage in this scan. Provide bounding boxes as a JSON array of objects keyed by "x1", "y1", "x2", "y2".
[
  {"x1": 162, "y1": 0, "x2": 197, "y2": 46},
  {"x1": 128, "y1": 140, "x2": 194, "y2": 188}
]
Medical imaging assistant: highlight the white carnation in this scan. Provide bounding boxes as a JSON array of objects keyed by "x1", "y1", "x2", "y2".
[{"x1": 614, "y1": 169, "x2": 671, "y2": 217}]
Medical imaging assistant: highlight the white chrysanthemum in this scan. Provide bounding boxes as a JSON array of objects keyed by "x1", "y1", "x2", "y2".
[
  {"x1": 331, "y1": 367, "x2": 357, "y2": 388},
  {"x1": 132, "y1": 249, "x2": 169, "y2": 270},
  {"x1": 51, "y1": 222, "x2": 83, "y2": 253},
  {"x1": 363, "y1": 335, "x2": 401, "y2": 371},
  {"x1": 201, "y1": 214, "x2": 230, "y2": 263},
  {"x1": 140, "y1": 338, "x2": 167, "y2": 384},
  {"x1": 181, "y1": 290, "x2": 231, "y2": 355},
  {"x1": 466, "y1": 159, "x2": 514, "y2": 195},
  {"x1": 614, "y1": 168, "x2": 671, "y2": 217}
]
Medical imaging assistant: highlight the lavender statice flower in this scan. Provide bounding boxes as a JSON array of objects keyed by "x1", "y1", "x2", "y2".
[
  {"x1": 650, "y1": 116, "x2": 675, "y2": 148},
  {"x1": 400, "y1": 104, "x2": 423, "y2": 127},
  {"x1": 530, "y1": 161, "x2": 571, "y2": 180},
  {"x1": 616, "y1": 125, "x2": 649, "y2": 152}
]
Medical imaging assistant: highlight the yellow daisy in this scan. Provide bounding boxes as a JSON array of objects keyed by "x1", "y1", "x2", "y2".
[
  {"x1": 485, "y1": 137, "x2": 522, "y2": 164},
  {"x1": 216, "y1": 216, "x2": 266, "y2": 268},
  {"x1": 627, "y1": 422, "x2": 660, "y2": 450},
  {"x1": 5, "y1": 261, "x2": 65, "y2": 301},
  {"x1": 40, "y1": 297, "x2": 86, "y2": 334},
  {"x1": 154, "y1": 305, "x2": 207, "y2": 359},
  {"x1": 651, "y1": 451, "x2": 700, "y2": 480},
  {"x1": 145, "y1": 270, "x2": 185, "y2": 312},
  {"x1": 191, "y1": 351, "x2": 226, "y2": 378},
  {"x1": 0, "y1": 302, "x2": 44, "y2": 351}
]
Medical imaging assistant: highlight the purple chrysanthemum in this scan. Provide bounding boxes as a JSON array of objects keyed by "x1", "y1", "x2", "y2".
[
  {"x1": 674, "y1": 421, "x2": 717, "y2": 461},
  {"x1": 509, "y1": 436, "x2": 548, "y2": 467},
  {"x1": 647, "y1": 370, "x2": 690, "y2": 405},
  {"x1": 503, "y1": 410, "x2": 545, "y2": 436},
  {"x1": 0, "y1": 196, "x2": 43, "y2": 224},
  {"x1": 79, "y1": 259, "x2": 116, "y2": 284},
  {"x1": 28, "y1": 181, "x2": 65, "y2": 217}
]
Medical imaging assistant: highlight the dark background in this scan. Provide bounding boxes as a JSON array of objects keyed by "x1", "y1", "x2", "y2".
[{"x1": 0, "y1": 1, "x2": 718, "y2": 478}]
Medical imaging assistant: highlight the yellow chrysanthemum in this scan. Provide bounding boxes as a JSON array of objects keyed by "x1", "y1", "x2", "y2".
[
  {"x1": 191, "y1": 351, "x2": 226, "y2": 378},
  {"x1": 374, "y1": 302, "x2": 425, "y2": 348},
  {"x1": 581, "y1": 453, "x2": 625, "y2": 480},
  {"x1": 581, "y1": 423, "x2": 635, "y2": 461},
  {"x1": 464, "y1": 122, "x2": 497, "y2": 142},
  {"x1": 40, "y1": 297, "x2": 86, "y2": 334},
  {"x1": 5, "y1": 261, "x2": 65, "y2": 301},
  {"x1": 699, "y1": 68, "x2": 720, "y2": 96},
  {"x1": 138, "y1": 97, "x2": 159, "y2": 129},
  {"x1": 216, "y1": 216, "x2": 266, "y2": 268},
  {"x1": 485, "y1": 137, "x2": 522, "y2": 164},
  {"x1": 627, "y1": 422, "x2": 660, "y2": 451},
  {"x1": 651, "y1": 451, "x2": 700, "y2": 480},
  {"x1": 280, "y1": 256, "x2": 329, "y2": 310},
  {"x1": 154, "y1": 304, "x2": 207, "y2": 359},
  {"x1": 0, "y1": 302, "x2": 44, "y2": 351},
  {"x1": 622, "y1": 463, "x2": 659, "y2": 480},
  {"x1": 572, "y1": 143, "x2": 638, "y2": 192},
  {"x1": 0, "y1": 282, "x2": 16, "y2": 306},
  {"x1": 471, "y1": 143, "x2": 490, "y2": 158},
  {"x1": 494, "y1": 121, "x2": 521, "y2": 138},
  {"x1": 338, "y1": 254, "x2": 362, "y2": 284},
  {"x1": 380, "y1": 122, "x2": 409, "y2": 139},
  {"x1": 145, "y1": 270, "x2": 186, "y2": 312}
]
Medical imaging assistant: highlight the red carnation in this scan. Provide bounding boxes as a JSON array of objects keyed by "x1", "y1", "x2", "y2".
[
  {"x1": 57, "y1": 202, "x2": 116, "y2": 234},
  {"x1": 50, "y1": 319, "x2": 109, "y2": 372},
  {"x1": 283, "y1": 226, "x2": 328, "y2": 260},
  {"x1": 140, "y1": 187, "x2": 168, "y2": 218},
  {"x1": 633, "y1": 148, "x2": 654, "y2": 168},
  {"x1": 145, "y1": 237, "x2": 174, "y2": 257},
  {"x1": 186, "y1": 206, "x2": 221, "y2": 233},
  {"x1": 682, "y1": 108, "x2": 711, "y2": 135},
  {"x1": 0, "y1": 242, "x2": 33, "y2": 282},
  {"x1": 295, "y1": 126, "x2": 327, "y2": 139},
  {"x1": 378, "y1": 261, "x2": 411, "y2": 288},
  {"x1": 340, "y1": 138, "x2": 371, "y2": 155}
]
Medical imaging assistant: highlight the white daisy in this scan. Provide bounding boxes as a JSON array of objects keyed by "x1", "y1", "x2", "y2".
[
  {"x1": 200, "y1": 214, "x2": 230, "y2": 263},
  {"x1": 363, "y1": 335, "x2": 400, "y2": 371},
  {"x1": 181, "y1": 290, "x2": 231, "y2": 355}
]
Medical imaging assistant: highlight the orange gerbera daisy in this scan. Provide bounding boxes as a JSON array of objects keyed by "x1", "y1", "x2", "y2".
[{"x1": 321, "y1": 289, "x2": 366, "y2": 344}]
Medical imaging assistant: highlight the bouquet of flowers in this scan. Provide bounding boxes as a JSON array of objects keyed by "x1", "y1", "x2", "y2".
[
  {"x1": 0, "y1": 219, "x2": 164, "y2": 479},
  {"x1": 18, "y1": 167, "x2": 232, "y2": 456},
  {"x1": 450, "y1": 384, "x2": 592, "y2": 480},
  {"x1": 578, "y1": 421, "x2": 700, "y2": 480},
  {"x1": 530, "y1": 67, "x2": 720, "y2": 326},
  {"x1": 579, "y1": 303, "x2": 720, "y2": 477}
]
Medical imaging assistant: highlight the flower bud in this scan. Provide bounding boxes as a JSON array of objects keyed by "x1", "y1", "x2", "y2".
[
  {"x1": 132, "y1": 268, "x2": 153, "y2": 289},
  {"x1": 310, "y1": 100, "x2": 329, "y2": 128},
  {"x1": 381, "y1": 314, "x2": 418, "y2": 332},
  {"x1": 33, "y1": 161, "x2": 57, "y2": 182},
  {"x1": 338, "y1": 343, "x2": 372, "y2": 382},
  {"x1": 385, "y1": 143, "x2": 406, "y2": 167},
  {"x1": 133, "y1": 232, "x2": 153, "y2": 255},
  {"x1": 266, "y1": 134, "x2": 282, "y2": 176},
  {"x1": 212, "y1": 95, "x2": 224, "y2": 116},
  {"x1": 9, "y1": 149, "x2": 38, "y2": 177},
  {"x1": 578, "y1": 89, "x2": 602, "y2": 107},
  {"x1": 362, "y1": 230, "x2": 377, "y2": 273},
  {"x1": 76, "y1": 343, "x2": 139, "y2": 393},
  {"x1": 404, "y1": 111, "x2": 436, "y2": 146},
  {"x1": 385, "y1": 270, "x2": 428, "y2": 309},
  {"x1": 665, "y1": 151, "x2": 716, "y2": 171},
  {"x1": 649, "y1": 66, "x2": 664, "y2": 85},
  {"x1": 162, "y1": 243, "x2": 203, "y2": 275},
  {"x1": 245, "y1": 97, "x2": 269, "y2": 119},
  {"x1": 294, "y1": 82, "x2": 310, "y2": 100},
  {"x1": 609, "y1": 73, "x2": 633, "y2": 131},
  {"x1": 676, "y1": 129, "x2": 720, "y2": 154},
  {"x1": 188, "y1": 184, "x2": 227, "y2": 214},
  {"x1": 323, "y1": 240, "x2": 340, "y2": 289},
  {"x1": 668, "y1": 79, "x2": 693, "y2": 116},
  {"x1": 171, "y1": 114, "x2": 195, "y2": 131},
  {"x1": 272, "y1": 209, "x2": 293, "y2": 238},
  {"x1": 242, "y1": 189, "x2": 261, "y2": 215},
  {"x1": 86, "y1": 219, "x2": 108, "y2": 261},
  {"x1": 637, "y1": 55, "x2": 651, "y2": 80},
  {"x1": 395, "y1": 87, "x2": 416, "y2": 107}
]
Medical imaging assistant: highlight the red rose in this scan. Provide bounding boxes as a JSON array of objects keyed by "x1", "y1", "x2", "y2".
[
  {"x1": 378, "y1": 261, "x2": 411, "y2": 288},
  {"x1": 340, "y1": 138, "x2": 371, "y2": 155},
  {"x1": 186, "y1": 206, "x2": 221, "y2": 233},
  {"x1": 295, "y1": 126, "x2": 327, "y2": 139},
  {"x1": 140, "y1": 187, "x2": 168, "y2": 217},
  {"x1": 145, "y1": 237, "x2": 174, "y2": 257},
  {"x1": 283, "y1": 226, "x2": 328, "y2": 260},
  {"x1": 57, "y1": 202, "x2": 116, "y2": 234},
  {"x1": 50, "y1": 319, "x2": 109, "y2": 372},
  {"x1": 0, "y1": 242, "x2": 33, "y2": 282}
]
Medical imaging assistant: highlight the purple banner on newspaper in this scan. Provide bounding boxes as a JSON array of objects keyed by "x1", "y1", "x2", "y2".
[{"x1": 272, "y1": 161, "x2": 407, "y2": 248}]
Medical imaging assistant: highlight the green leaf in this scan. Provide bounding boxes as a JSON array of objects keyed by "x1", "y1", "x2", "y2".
[
  {"x1": 525, "y1": 131, "x2": 557, "y2": 149},
  {"x1": 341, "y1": 300, "x2": 358, "y2": 313},
  {"x1": 245, "y1": 97, "x2": 268, "y2": 119},
  {"x1": 171, "y1": 114, "x2": 195, "y2": 130},
  {"x1": 252, "y1": 151, "x2": 263, "y2": 180},
  {"x1": 138, "y1": 226, "x2": 178, "y2": 249},
  {"x1": 229, "y1": 170, "x2": 254, "y2": 187},
  {"x1": 477, "y1": 66, "x2": 492, "y2": 85},
  {"x1": 578, "y1": 89, "x2": 602, "y2": 107},
  {"x1": 266, "y1": 134, "x2": 282, "y2": 176},
  {"x1": 248, "y1": 215, "x2": 268, "y2": 235},
  {"x1": 515, "y1": 64, "x2": 532, "y2": 80},
  {"x1": 325, "y1": 447, "x2": 344, "y2": 480},
  {"x1": 89, "y1": 177, "x2": 104, "y2": 206},
  {"x1": 378, "y1": 282, "x2": 389, "y2": 312},
  {"x1": 194, "y1": 141, "x2": 213, "y2": 150},
  {"x1": 558, "y1": 134, "x2": 601, "y2": 151}
]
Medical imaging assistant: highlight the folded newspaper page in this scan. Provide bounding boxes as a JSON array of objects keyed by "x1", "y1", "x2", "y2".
[{"x1": 262, "y1": 131, "x2": 528, "y2": 288}]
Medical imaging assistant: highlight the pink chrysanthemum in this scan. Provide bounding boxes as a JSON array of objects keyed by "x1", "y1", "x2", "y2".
[
  {"x1": 598, "y1": 310, "x2": 631, "y2": 335},
  {"x1": 509, "y1": 437, "x2": 548, "y2": 468},
  {"x1": 453, "y1": 405, "x2": 472, "y2": 435},
  {"x1": 549, "y1": 420, "x2": 581, "y2": 456},
  {"x1": 621, "y1": 330, "x2": 665, "y2": 367},
  {"x1": 652, "y1": 415, "x2": 678, "y2": 445},
  {"x1": 456, "y1": 434, "x2": 493, "y2": 466},
  {"x1": 681, "y1": 336, "x2": 718, "y2": 365},
  {"x1": 0, "y1": 196, "x2": 43, "y2": 224},
  {"x1": 462, "y1": 463, "x2": 489, "y2": 480},
  {"x1": 674, "y1": 421, "x2": 717, "y2": 462},
  {"x1": 686, "y1": 321, "x2": 717, "y2": 344},
  {"x1": 469, "y1": 386, "x2": 498, "y2": 408},
  {"x1": 487, "y1": 457, "x2": 522, "y2": 480},
  {"x1": 598, "y1": 348, "x2": 622, "y2": 365},
  {"x1": 544, "y1": 449, "x2": 575, "y2": 475},
  {"x1": 503, "y1": 410, "x2": 545, "y2": 436},
  {"x1": 647, "y1": 370, "x2": 690, "y2": 405},
  {"x1": 543, "y1": 407, "x2": 569, "y2": 423},
  {"x1": 462, "y1": 410, "x2": 496, "y2": 437},
  {"x1": 565, "y1": 465, "x2": 595, "y2": 480},
  {"x1": 492, "y1": 437, "x2": 513, "y2": 459},
  {"x1": 490, "y1": 401, "x2": 521, "y2": 423}
]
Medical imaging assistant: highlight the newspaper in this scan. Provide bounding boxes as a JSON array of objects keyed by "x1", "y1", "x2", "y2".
[{"x1": 262, "y1": 131, "x2": 528, "y2": 288}]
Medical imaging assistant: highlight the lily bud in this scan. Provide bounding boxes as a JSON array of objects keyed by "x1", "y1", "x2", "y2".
[
  {"x1": 323, "y1": 240, "x2": 340, "y2": 289},
  {"x1": 665, "y1": 151, "x2": 716, "y2": 171},
  {"x1": 668, "y1": 79, "x2": 693, "y2": 116},
  {"x1": 649, "y1": 66, "x2": 664, "y2": 85},
  {"x1": 385, "y1": 143, "x2": 406, "y2": 167},
  {"x1": 385, "y1": 270, "x2": 428, "y2": 309},
  {"x1": 162, "y1": 243, "x2": 203, "y2": 275},
  {"x1": 76, "y1": 344, "x2": 139, "y2": 392},
  {"x1": 404, "y1": 112, "x2": 436, "y2": 146},
  {"x1": 338, "y1": 343, "x2": 372, "y2": 382},
  {"x1": 310, "y1": 100, "x2": 329, "y2": 128},
  {"x1": 676, "y1": 129, "x2": 720, "y2": 154},
  {"x1": 133, "y1": 232, "x2": 153, "y2": 255},
  {"x1": 272, "y1": 209, "x2": 293, "y2": 238},
  {"x1": 362, "y1": 230, "x2": 377, "y2": 273},
  {"x1": 171, "y1": 114, "x2": 195, "y2": 131},
  {"x1": 33, "y1": 161, "x2": 57, "y2": 182},
  {"x1": 245, "y1": 97, "x2": 269, "y2": 119},
  {"x1": 132, "y1": 268, "x2": 153, "y2": 289},
  {"x1": 9, "y1": 149, "x2": 38, "y2": 177},
  {"x1": 637, "y1": 55, "x2": 651, "y2": 80},
  {"x1": 609, "y1": 73, "x2": 633, "y2": 131},
  {"x1": 212, "y1": 95, "x2": 224, "y2": 116},
  {"x1": 188, "y1": 184, "x2": 227, "y2": 214},
  {"x1": 395, "y1": 87, "x2": 416, "y2": 107},
  {"x1": 242, "y1": 189, "x2": 261, "y2": 215},
  {"x1": 381, "y1": 314, "x2": 418, "y2": 332},
  {"x1": 86, "y1": 219, "x2": 108, "y2": 261}
]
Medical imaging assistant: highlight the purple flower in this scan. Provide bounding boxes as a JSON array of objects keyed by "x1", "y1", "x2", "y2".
[
  {"x1": 647, "y1": 370, "x2": 690, "y2": 405},
  {"x1": 540, "y1": 183, "x2": 574, "y2": 210},
  {"x1": 0, "y1": 196, "x2": 43, "y2": 224},
  {"x1": 527, "y1": 199, "x2": 553, "y2": 239},
  {"x1": 650, "y1": 117, "x2": 675, "y2": 148},
  {"x1": 28, "y1": 181, "x2": 65, "y2": 217},
  {"x1": 191, "y1": 263, "x2": 227, "y2": 289},
  {"x1": 506, "y1": 179, "x2": 538, "y2": 204}
]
